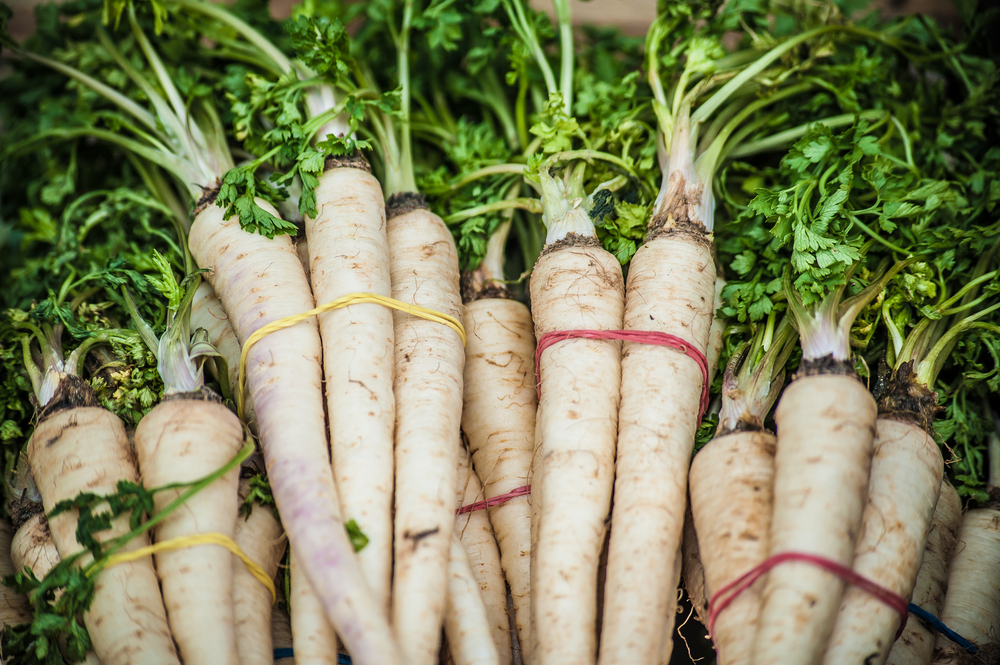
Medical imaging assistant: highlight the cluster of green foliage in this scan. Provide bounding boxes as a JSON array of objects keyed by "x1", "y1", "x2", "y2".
[{"x1": 0, "y1": 0, "x2": 997, "y2": 660}]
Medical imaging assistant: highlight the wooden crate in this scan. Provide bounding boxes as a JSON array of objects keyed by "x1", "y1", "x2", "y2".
[{"x1": 6, "y1": 0, "x2": 959, "y2": 41}]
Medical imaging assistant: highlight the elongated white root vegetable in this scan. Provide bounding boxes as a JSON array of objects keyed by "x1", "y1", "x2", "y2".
[
  {"x1": 445, "y1": 533, "x2": 503, "y2": 665},
  {"x1": 190, "y1": 281, "x2": 241, "y2": 395},
  {"x1": 233, "y1": 477, "x2": 288, "y2": 665},
  {"x1": 305, "y1": 158, "x2": 395, "y2": 615},
  {"x1": 455, "y1": 451, "x2": 512, "y2": 665},
  {"x1": 600, "y1": 211, "x2": 715, "y2": 665},
  {"x1": 752, "y1": 372, "x2": 877, "y2": 665},
  {"x1": 684, "y1": 276, "x2": 726, "y2": 628},
  {"x1": 9, "y1": 512, "x2": 100, "y2": 665},
  {"x1": 1, "y1": 517, "x2": 32, "y2": 627},
  {"x1": 528, "y1": 403, "x2": 544, "y2": 662},
  {"x1": 934, "y1": 427, "x2": 1000, "y2": 662},
  {"x1": 886, "y1": 481, "x2": 961, "y2": 665},
  {"x1": 387, "y1": 196, "x2": 465, "y2": 665},
  {"x1": 9, "y1": 513, "x2": 60, "y2": 584},
  {"x1": 291, "y1": 549, "x2": 340, "y2": 665},
  {"x1": 461, "y1": 225, "x2": 536, "y2": 656},
  {"x1": 190, "y1": 199, "x2": 400, "y2": 665},
  {"x1": 821, "y1": 417, "x2": 943, "y2": 665},
  {"x1": 681, "y1": 505, "x2": 708, "y2": 627},
  {"x1": 691, "y1": 431, "x2": 776, "y2": 665},
  {"x1": 933, "y1": 507, "x2": 1000, "y2": 662},
  {"x1": 530, "y1": 231, "x2": 624, "y2": 665},
  {"x1": 29, "y1": 384, "x2": 179, "y2": 665},
  {"x1": 706, "y1": 276, "x2": 727, "y2": 387},
  {"x1": 134, "y1": 395, "x2": 244, "y2": 665}
]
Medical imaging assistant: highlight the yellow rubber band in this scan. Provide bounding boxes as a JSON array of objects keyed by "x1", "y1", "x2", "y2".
[
  {"x1": 101, "y1": 532, "x2": 276, "y2": 603},
  {"x1": 236, "y1": 292, "x2": 466, "y2": 418}
]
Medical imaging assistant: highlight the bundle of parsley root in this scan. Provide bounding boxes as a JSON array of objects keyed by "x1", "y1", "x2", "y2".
[{"x1": 0, "y1": 0, "x2": 997, "y2": 664}]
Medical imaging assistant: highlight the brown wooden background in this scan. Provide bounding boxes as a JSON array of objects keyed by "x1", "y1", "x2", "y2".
[{"x1": 6, "y1": 0, "x2": 960, "y2": 43}]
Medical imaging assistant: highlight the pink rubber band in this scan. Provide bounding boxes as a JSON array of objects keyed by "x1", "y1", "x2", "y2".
[
  {"x1": 457, "y1": 485, "x2": 531, "y2": 515},
  {"x1": 534, "y1": 329, "x2": 711, "y2": 420},
  {"x1": 706, "y1": 551, "x2": 909, "y2": 642}
]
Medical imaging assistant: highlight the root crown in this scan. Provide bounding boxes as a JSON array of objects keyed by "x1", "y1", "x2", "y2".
[
  {"x1": 386, "y1": 192, "x2": 428, "y2": 219},
  {"x1": 876, "y1": 361, "x2": 940, "y2": 434},
  {"x1": 539, "y1": 232, "x2": 601, "y2": 258}
]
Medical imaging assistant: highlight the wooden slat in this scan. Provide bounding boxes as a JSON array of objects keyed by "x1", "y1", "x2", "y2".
[{"x1": 7, "y1": 0, "x2": 959, "y2": 42}]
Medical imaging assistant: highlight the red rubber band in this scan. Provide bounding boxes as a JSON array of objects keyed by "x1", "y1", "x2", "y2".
[
  {"x1": 534, "y1": 330, "x2": 711, "y2": 420},
  {"x1": 706, "y1": 551, "x2": 910, "y2": 643},
  {"x1": 456, "y1": 485, "x2": 531, "y2": 515}
]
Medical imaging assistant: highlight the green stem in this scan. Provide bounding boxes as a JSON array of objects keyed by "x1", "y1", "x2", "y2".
[
  {"x1": 882, "y1": 297, "x2": 906, "y2": 360},
  {"x1": 15, "y1": 48, "x2": 161, "y2": 139},
  {"x1": 169, "y1": 0, "x2": 292, "y2": 74},
  {"x1": 443, "y1": 198, "x2": 542, "y2": 223},
  {"x1": 541, "y1": 149, "x2": 639, "y2": 179},
  {"x1": 917, "y1": 302, "x2": 1000, "y2": 387},
  {"x1": 121, "y1": 289, "x2": 160, "y2": 359},
  {"x1": 4, "y1": 127, "x2": 199, "y2": 197},
  {"x1": 127, "y1": 7, "x2": 191, "y2": 146},
  {"x1": 425, "y1": 164, "x2": 528, "y2": 195},
  {"x1": 503, "y1": 0, "x2": 557, "y2": 97},
  {"x1": 399, "y1": 0, "x2": 416, "y2": 194},
  {"x1": 516, "y1": 66, "x2": 529, "y2": 149},
  {"x1": 727, "y1": 111, "x2": 884, "y2": 158},
  {"x1": 936, "y1": 270, "x2": 999, "y2": 313},
  {"x1": 889, "y1": 116, "x2": 915, "y2": 172},
  {"x1": 67, "y1": 337, "x2": 110, "y2": 378},
  {"x1": 697, "y1": 82, "x2": 814, "y2": 182},
  {"x1": 552, "y1": 0, "x2": 573, "y2": 114},
  {"x1": 692, "y1": 26, "x2": 841, "y2": 126},
  {"x1": 20, "y1": 337, "x2": 44, "y2": 400},
  {"x1": 849, "y1": 216, "x2": 912, "y2": 255},
  {"x1": 512, "y1": 210, "x2": 543, "y2": 274}
]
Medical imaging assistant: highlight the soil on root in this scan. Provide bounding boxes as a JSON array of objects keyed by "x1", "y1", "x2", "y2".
[
  {"x1": 461, "y1": 269, "x2": 513, "y2": 303},
  {"x1": 792, "y1": 355, "x2": 858, "y2": 381},
  {"x1": 9, "y1": 496, "x2": 45, "y2": 532},
  {"x1": 386, "y1": 192, "x2": 428, "y2": 219},
  {"x1": 161, "y1": 387, "x2": 223, "y2": 404},
  {"x1": 935, "y1": 642, "x2": 1000, "y2": 665},
  {"x1": 193, "y1": 181, "x2": 221, "y2": 216},
  {"x1": 324, "y1": 152, "x2": 371, "y2": 173},
  {"x1": 875, "y1": 361, "x2": 941, "y2": 435},
  {"x1": 538, "y1": 233, "x2": 602, "y2": 258},
  {"x1": 37, "y1": 374, "x2": 99, "y2": 423},
  {"x1": 717, "y1": 416, "x2": 768, "y2": 438},
  {"x1": 646, "y1": 172, "x2": 712, "y2": 248}
]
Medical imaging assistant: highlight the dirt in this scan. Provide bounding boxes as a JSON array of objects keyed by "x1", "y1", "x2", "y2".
[
  {"x1": 386, "y1": 192, "x2": 428, "y2": 219},
  {"x1": 539, "y1": 232, "x2": 602, "y2": 258},
  {"x1": 936, "y1": 642, "x2": 1000, "y2": 665},
  {"x1": 193, "y1": 180, "x2": 222, "y2": 216},
  {"x1": 162, "y1": 386, "x2": 223, "y2": 404},
  {"x1": 717, "y1": 416, "x2": 768, "y2": 438},
  {"x1": 792, "y1": 355, "x2": 859, "y2": 381},
  {"x1": 324, "y1": 151, "x2": 371, "y2": 173},
  {"x1": 645, "y1": 172, "x2": 712, "y2": 248},
  {"x1": 8, "y1": 496, "x2": 45, "y2": 532},
  {"x1": 461, "y1": 268, "x2": 513, "y2": 303},
  {"x1": 37, "y1": 374, "x2": 99, "y2": 423},
  {"x1": 875, "y1": 361, "x2": 941, "y2": 434}
]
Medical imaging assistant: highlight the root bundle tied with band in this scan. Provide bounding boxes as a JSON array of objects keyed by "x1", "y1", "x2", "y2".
[{"x1": 1, "y1": 0, "x2": 997, "y2": 664}]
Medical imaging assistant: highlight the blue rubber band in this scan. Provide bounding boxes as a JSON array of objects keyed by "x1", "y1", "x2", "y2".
[
  {"x1": 272, "y1": 649, "x2": 351, "y2": 663},
  {"x1": 909, "y1": 603, "x2": 979, "y2": 654}
]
